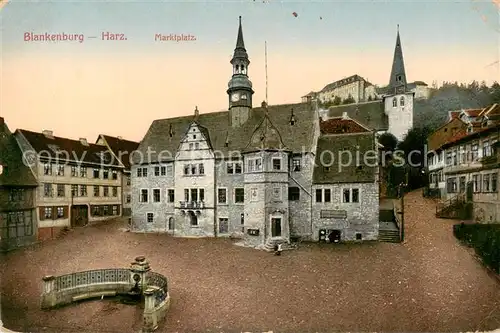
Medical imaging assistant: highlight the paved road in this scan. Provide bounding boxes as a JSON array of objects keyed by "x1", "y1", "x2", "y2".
[{"x1": 1, "y1": 190, "x2": 499, "y2": 332}]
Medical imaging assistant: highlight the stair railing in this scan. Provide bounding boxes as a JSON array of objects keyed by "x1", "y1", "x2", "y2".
[{"x1": 436, "y1": 192, "x2": 466, "y2": 215}]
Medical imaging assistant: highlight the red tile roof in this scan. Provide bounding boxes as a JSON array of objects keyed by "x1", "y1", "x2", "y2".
[
  {"x1": 464, "y1": 108, "x2": 483, "y2": 117},
  {"x1": 320, "y1": 117, "x2": 371, "y2": 135},
  {"x1": 449, "y1": 111, "x2": 461, "y2": 120},
  {"x1": 442, "y1": 124, "x2": 500, "y2": 148}
]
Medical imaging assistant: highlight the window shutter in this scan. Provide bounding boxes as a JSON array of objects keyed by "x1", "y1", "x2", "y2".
[
  {"x1": 39, "y1": 207, "x2": 45, "y2": 221},
  {"x1": 51, "y1": 206, "x2": 57, "y2": 220},
  {"x1": 63, "y1": 206, "x2": 69, "y2": 219}
]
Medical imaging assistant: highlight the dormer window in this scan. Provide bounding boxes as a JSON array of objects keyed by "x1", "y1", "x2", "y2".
[
  {"x1": 400, "y1": 96, "x2": 405, "y2": 106},
  {"x1": 392, "y1": 98, "x2": 397, "y2": 108}
]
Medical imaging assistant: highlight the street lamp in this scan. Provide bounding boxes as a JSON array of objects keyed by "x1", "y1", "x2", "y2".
[{"x1": 398, "y1": 182, "x2": 407, "y2": 243}]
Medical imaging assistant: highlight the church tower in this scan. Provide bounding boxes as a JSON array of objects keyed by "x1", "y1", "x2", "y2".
[
  {"x1": 227, "y1": 16, "x2": 254, "y2": 127},
  {"x1": 383, "y1": 25, "x2": 414, "y2": 141}
]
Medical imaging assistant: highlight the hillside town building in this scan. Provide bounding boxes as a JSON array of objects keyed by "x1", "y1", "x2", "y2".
[{"x1": 14, "y1": 129, "x2": 124, "y2": 240}]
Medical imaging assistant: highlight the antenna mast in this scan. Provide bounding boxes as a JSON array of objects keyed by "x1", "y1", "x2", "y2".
[{"x1": 265, "y1": 41, "x2": 268, "y2": 105}]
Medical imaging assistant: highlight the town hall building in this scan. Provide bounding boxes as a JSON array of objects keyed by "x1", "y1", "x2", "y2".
[{"x1": 130, "y1": 17, "x2": 410, "y2": 247}]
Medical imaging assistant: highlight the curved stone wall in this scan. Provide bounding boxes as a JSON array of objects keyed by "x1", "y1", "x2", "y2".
[{"x1": 40, "y1": 256, "x2": 170, "y2": 332}]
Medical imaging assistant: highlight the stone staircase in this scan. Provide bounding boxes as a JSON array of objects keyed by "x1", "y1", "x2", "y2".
[
  {"x1": 436, "y1": 194, "x2": 472, "y2": 220},
  {"x1": 263, "y1": 237, "x2": 295, "y2": 252},
  {"x1": 378, "y1": 229, "x2": 401, "y2": 243}
]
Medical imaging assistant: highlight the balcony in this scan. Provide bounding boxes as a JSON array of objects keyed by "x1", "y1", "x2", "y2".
[{"x1": 179, "y1": 201, "x2": 205, "y2": 209}]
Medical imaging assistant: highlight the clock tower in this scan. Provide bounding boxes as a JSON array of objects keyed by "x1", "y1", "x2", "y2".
[{"x1": 227, "y1": 16, "x2": 254, "y2": 127}]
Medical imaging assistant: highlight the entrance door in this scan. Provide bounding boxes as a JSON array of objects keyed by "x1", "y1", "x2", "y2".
[
  {"x1": 71, "y1": 205, "x2": 89, "y2": 227},
  {"x1": 466, "y1": 181, "x2": 473, "y2": 202},
  {"x1": 271, "y1": 217, "x2": 282, "y2": 237},
  {"x1": 328, "y1": 230, "x2": 341, "y2": 243}
]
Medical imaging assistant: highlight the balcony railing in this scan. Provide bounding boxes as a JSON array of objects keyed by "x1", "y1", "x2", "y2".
[{"x1": 179, "y1": 201, "x2": 205, "y2": 209}]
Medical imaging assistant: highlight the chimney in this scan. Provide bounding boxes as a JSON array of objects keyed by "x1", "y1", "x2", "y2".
[
  {"x1": 342, "y1": 112, "x2": 349, "y2": 120},
  {"x1": 79, "y1": 138, "x2": 89, "y2": 146},
  {"x1": 42, "y1": 130, "x2": 54, "y2": 139},
  {"x1": 117, "y1": 136, "x2": 123, "y2": 140}
]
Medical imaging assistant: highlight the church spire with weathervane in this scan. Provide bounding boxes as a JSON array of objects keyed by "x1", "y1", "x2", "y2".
[
  {"x1": 388, "y1": 24, "x2": 408, "y2": 95},
  {"x1": 227, "y1": 16, "x2": 254, "y2": 127}
]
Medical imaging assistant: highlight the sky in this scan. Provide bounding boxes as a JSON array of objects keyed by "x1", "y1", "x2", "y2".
[{"x1": 1, "y1": 0, "x2": 499, "y2": 142}]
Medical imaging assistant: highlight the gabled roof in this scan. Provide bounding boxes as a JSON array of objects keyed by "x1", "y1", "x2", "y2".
[
  {"x1": 320, "y1": 116, "x2": 372, "y2": 135},
  {"x1": 301, "y1": 91, "x2": 317, "y2": 98},
  {"x1": 17, "y1": 129, "x2": 122, "y2": 167},
  {"x1": 0, "y1": 119, "x2": 37, "y2": 187},
  {"x1": 97, "y1": 134, "x2": 140, "y2": 169},
  {"x1": 442, "y1": 123, "x2": 500, "y2": 149},
  {"x1": 133, "y1": 102, "x2": 316, "y2": 164},
  {"x1": 320, "y1": 74, "x2": 366, "y2": 92},
  {"x1": 313, "y1": 132, "x2": 376, "y2": 184},
  {"x1": 448, "y1": 110, "x2": 461, "y2": 121},
  {"x1": 460, "y1": 108, "x2": 483, "y2": 118},
  {"x1": 478, "y1": 103, "x2": 500, "y2": 117},
  {"x1": 244, "y1": 110, "x2": 288, "y2": 152},
  {"x1": 325, "y1": 100, "x2": 388, "y2": 131}
]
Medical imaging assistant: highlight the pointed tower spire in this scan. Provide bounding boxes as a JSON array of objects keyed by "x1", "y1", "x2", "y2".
[
  {"x1": 388, "y1": 25, "x2": 407, "y2": 94},
  {"x1": 231, "y1": 16, "x2": 249, "y2": 64},
  {"x1": 236, "y1": 16, "x2": 245, "y2": 49}
]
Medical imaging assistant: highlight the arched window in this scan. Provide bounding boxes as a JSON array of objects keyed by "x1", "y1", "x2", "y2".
[
  {"x1": 392, "y1": 97, "x2": 397, "y2": 107},
  {"x1": 241, "y1": 65, "x2": 246, "y2": 74},
  {"x1": 168, "y1": 217, "x2": 174, "y2": 230},
  {"x1": 400, "y1": 96, "x2": 405, "y2": 106}
]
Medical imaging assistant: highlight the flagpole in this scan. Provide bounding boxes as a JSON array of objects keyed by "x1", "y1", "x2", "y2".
[{"x1": 265, "y1": 41, "x2": 268, "y2": 105}]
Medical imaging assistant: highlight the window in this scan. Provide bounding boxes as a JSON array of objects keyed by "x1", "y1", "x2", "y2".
[
  {"x1": 492, "y1": 173, "x2": 498, "y2": 192},
  {"x1": 93, "y1": 168, "x2": 100, "y2": 178},
  {"x1": 168, "y1": 217, "x2": 174, "y2": 230},
  {"x1": 288, "y1": 187, "x2": 300, "y2": 201},
  {"x1": 153, "y1": 189, "x2": 160, "y2": 202},
  {"x1": 112, "y1": 170, "x2": 117, "y2": 180},
  {"x1": 113, "y1": 206, "x2": 118, "y2": 215},
  {"x1": 103, "y1": 169, "x2": 109, "y2": 179},
  {"x1": 472, "y1": 174, "x2": 481, "y2": 192},
  {"x1": 184, "y1": 164, "x2": 190, "y2": 175},
  {"x1": 234, "y1": 188, "x2": 244, "y2": 203},
  {"x1": 43, "y1": 163, "x2": 52, "y2": 175},
  {"x1": 235, "y1": 163, "x2": 242, "y2": 174},
  {"x1": 127, "y1": 175, "x2": 131, "y2": 185},
  {"x1": 112, "y1": 186, "x2": 118, "y2": 197},
  {"x1": 352, "y1": 189, "x2": 359, "y2": 203},
  {"x1": 168, "y1": 189, "x2": 175, "y2": 203},
  {"x1": 227, "y1": 163, "x2": 234, "y2": 174},
  {"x1": 189, "y1": 211, "x2": 198, "y2": 226},
  {"x1": 483, "y1": 140, "x2": 491, "y2": 157},
  {"x1": 452, "y1": 150, "x2": 457, "y2": 166},
  {"x1": 137, "y1": 167, "x2": 148, "y2": 177},
  {"x1": 459, "y1": 146, "x2": 466, "y2": 164},
  {"x1": 195, "y1": 143, "x2": 200, "y2": 149},
  {"x1": 484, "y1": 174, "x2": 490, "y2": 192},
  {"x1": 141, "y1": 189, "x2": 148, "y2": 202},
  {"x1": 104, "y1": 205, "x2": 109, "y2": 216},
  {"x1": 147, "y1": 213, "x2": 154, "y2": 223},
  {"x1": 459, "y1": 176, "x2": 466, "y2": 193},
  {"x1": 190, "y1": 188, "x2": 198, "y2": 202},
  {"x1": 155, "y1": 166, "x2": 160, "y2": 176},
  {"x1": 191, "y1": 164, "x2": 196, "y2": 174},
  {"x1": 446, "y1": 152, "x2": 452, "y2": 165},
  {"x1": 80, "y1": 167, "x2": 87, "y2": 178},
  {"x1": 218, "y1": 188, "x2": 227, "y2": 204},
  {"x1": 343, "y1": 188, "x2": 350, "y2": 203},
  {"x1": 57, "y1": 184, "x2": 65, "y2": 197},
  {"x1": 227, "y1": 162, "x2": 242, "y2": 174},
  {"x1": 272, "y1": 187, "x2": 282, "y2": 201},
  {"x1": 43, "y1": 184, "x2": 53, "y2": 197},
  {"x1": 248, "y1": 158, "x2": 262, "y2": 172},
  {"x1": 80, "y1": 185, "x2": 87, "y2": 197},
  {"x1": 392, "y1": 97, "x2": 397, "y2": 107},
  {"x1": 71, "y1": 184, "x2": 78, "y2": 197},
  {"x1": 71, "y1": 165, "x2": 78, "y2": 177},
  {"x1": 160, "y1": 166, "x2": 166, "y2": 176},
  {"x1": 167, "y1": 165, "x2": 173, "y2": 176},
  {"x1": 184, "y1": 189, "x2": 189, "y2": 201},
  {"x1": 400, "y1": 96, "x2": 405, "y2": 106},
  {"x1": 471, "y1": 143, "x2": 479, "y2": 160},
  {"x1": 356, "y1": 233, "x2": 362, "y2": 240},
  {"x1": 292, "y1": 158, "x2": 301, "y2": 172},
  {"x1": 200, "y1": 188, "x2": 205, "y2": 202},
  {"x1": 447, "y1": 178, "x2": 457, "y2": 193},
  {"x1": 272, "y1": 158, "x2": 282, "y2": 171},
  {"x1": 324, "y1": 189, "x2": 331, "y2": 203},
  {"x1": 126, "y1": 194, "x2": 131, "y2": 203},
  {"x1": 55, "y1": 164, "x2": 64, "y2": 176},
  {"x1": 44, "y1": 207, "x2": 52, "y2": 219},
  {"x1": 57, "y1": 207, "x2": 64, "y2": 218},
  {"x1": 93, "y1": 186, "x2": 100, "y2": 197},
  {"x1": 103, "y1": 186, "x2": 109, "y2": 196},
  {"x1": 315, "y1": 189, "x2": 322, "y2": 202},
  {"x1": 199, "y1": 163, "x2": 204, "y2": 175},
  {"x1": 189, "y1": 143, "x2": 194, "y2": 150},
  {"x1": 219, "y1": 218, "x2": 229, "y2": 234}
]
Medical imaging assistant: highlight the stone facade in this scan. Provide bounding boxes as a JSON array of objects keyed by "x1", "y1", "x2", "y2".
[
  {"x1": 311, "y1": 183, "x2": 379, "y2": 241},
  {"x1": 383, "y1": 92, "x2": 414, "y2": 141}
]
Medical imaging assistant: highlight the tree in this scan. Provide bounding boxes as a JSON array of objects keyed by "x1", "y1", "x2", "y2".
[
  {"x1": 342, "y1": 94, "x2": 355, "y2": 105},
  {"x1": 332, "y1": 96, "x2": 342, "y2": 106},
  {"x1": 378, "y1": 132, "x2": 398, "y2": 151}
]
